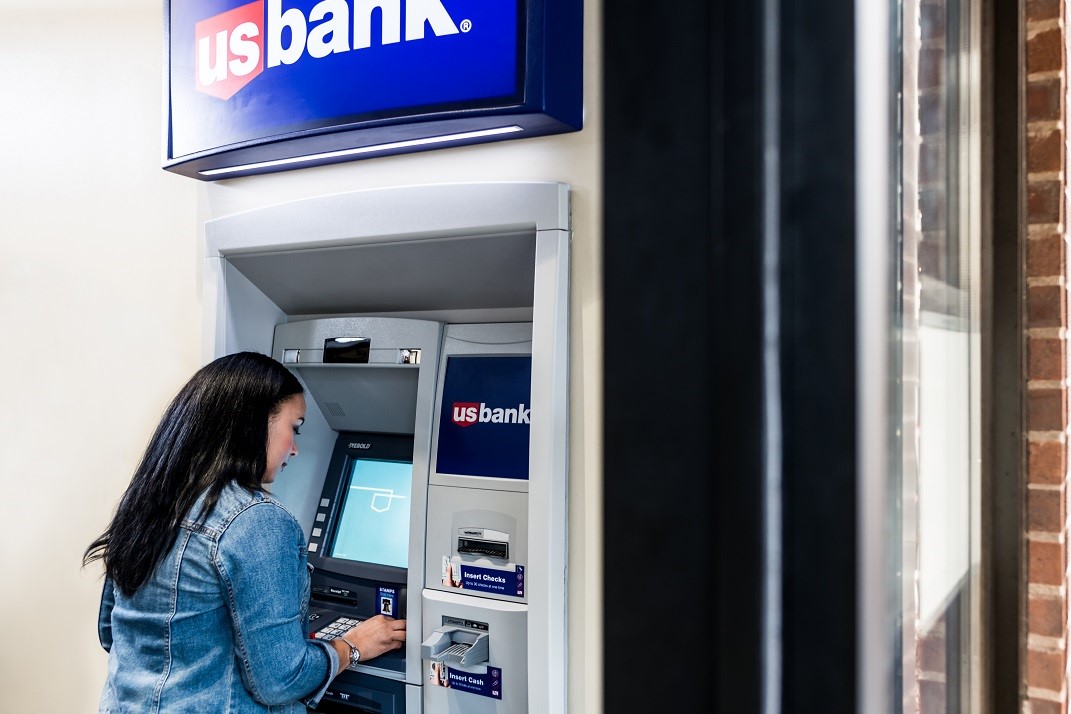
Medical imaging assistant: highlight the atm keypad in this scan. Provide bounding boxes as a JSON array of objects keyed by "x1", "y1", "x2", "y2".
[{"x1": 312, "y1": 616, "x2": 360, "y2": 640}]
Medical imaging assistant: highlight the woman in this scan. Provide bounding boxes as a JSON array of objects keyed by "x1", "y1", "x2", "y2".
[{"x1": 84, "y1": 352, "x2": 405, "y2": 712}]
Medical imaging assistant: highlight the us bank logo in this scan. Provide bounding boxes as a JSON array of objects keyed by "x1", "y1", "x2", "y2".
[
  {"x1": 195, "y1": 0, "x2": 470, "y2": 100},
  {"x1": 451, "y1": 401, "x2": 531, "y2": 428}
]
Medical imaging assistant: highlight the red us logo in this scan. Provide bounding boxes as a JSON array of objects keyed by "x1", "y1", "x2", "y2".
[
  {"x1": 195, "y1": 1, "x2": 264, "y2": 100},
  {"x1": 451, "y1": 402, "x2": 480, "y2": 427}
]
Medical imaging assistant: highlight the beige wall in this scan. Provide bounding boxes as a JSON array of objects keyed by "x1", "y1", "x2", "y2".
[
  {"x1": 0, "y1": 1, "x2": 601, "y2": 712},
  {"x1": 0, "y1": 3, "x2": 201, "y2": 712}
]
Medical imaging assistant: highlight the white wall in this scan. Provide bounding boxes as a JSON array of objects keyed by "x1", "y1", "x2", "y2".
[
  {"x1": 0, "y1": 1, "x2": 601, "y2": 712},
  {"x1": 0, "y1": 3, "x2": 200, "y2": 712}
]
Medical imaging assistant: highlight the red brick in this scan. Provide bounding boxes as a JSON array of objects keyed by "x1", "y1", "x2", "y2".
[
  {"x1": 918, "y1": 139, "x2": 944, "y2": 185},
  {"x1": 1028, "y1": 488, "x2": 1066, "y2": 532},
  {"x1": 1030, "y1": 441, "x2": 1067, "y2": 485},
  {"x1": 1027, "y1": 0, "x2": 1062, "y2": 22},
  {"x1": 919, "y1": 48, "x2": 944, "y2": 90},
  {"x1": 1028, "y1": 181, "x2": 1063, "y2": 224},
  {"x1": 917, "y1": 628, "x2": 947, "y2": 672},
  {"x1": 1028, "y1": 389, "x2": 1067, "y2": 432},
  {"x1": 919, "y1": 679, "x2": 946, "y2": 714},
  {"x1": 919, "y1": 3, "x2": 946, "y2": 40},
  {"x1": 1029, "y1": 540, "x2": 1066, "y2": 586},
  {"x1": 1028, "y1": 28, "x2": 1064, "y2": 74},
  {"x1": 1029, "y1": 130, "x2": 1064, "y2": 173},
  {"x1": 1029, "y1": 595, "x2": 1066, "y2": 638},
  {"x1": 1029, "y1": 699, "x2": 1064, "y2": 714},
  {"x1": 919, "y1": 93, "x2": 944, "y2": 137},
  {"x1": 1028, "y1": 78, "x2": 1062, "y2": 122},
  {"x1": 1027, "y1": 647, "x2": 1066, "y2": 690},
  {"x1": 1029, "y1": 338, "x2": 1066, "y2": 381},
  {"x1": 1028, "y1": 284, "x2": 1066, "y2": 327},
  {"x1": 1028, "y1": 234, "x2": 1066, "y2": 277},
  {"x1": 919, "y1": 239, "x2": 946, "y2": 278},
  {"x1": 919, "y1": 189, "x2": 947, "y2": 232}
]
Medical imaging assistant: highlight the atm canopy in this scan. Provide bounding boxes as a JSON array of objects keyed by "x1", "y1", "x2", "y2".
[{"x1": 226, "y1": 229, "x2": 537, "y2": 316}]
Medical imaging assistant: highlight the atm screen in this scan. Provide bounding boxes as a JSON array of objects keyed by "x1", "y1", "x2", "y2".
[{"x1": 328, "y1": 458, "x2": 413, "y2": 569}]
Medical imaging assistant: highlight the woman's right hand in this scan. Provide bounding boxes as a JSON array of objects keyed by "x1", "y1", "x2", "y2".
[{"x1": 341, "y1": 614, "x2": 406, "y2": 662}]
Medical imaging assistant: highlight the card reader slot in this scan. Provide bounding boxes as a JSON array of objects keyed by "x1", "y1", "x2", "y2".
[{"x1": 457, "y1": 537, "x2": 509, "y2": 560}]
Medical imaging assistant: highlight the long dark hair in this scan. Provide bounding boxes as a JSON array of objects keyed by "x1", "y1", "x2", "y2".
[{"x1": 84, "y1": 351, "x2": 304, "y2": 595}]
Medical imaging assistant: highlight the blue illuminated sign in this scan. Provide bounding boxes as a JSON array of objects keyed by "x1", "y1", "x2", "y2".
[
  {"x1": 163, "y1": 0, "x2": 582, "y2": 179},
  {"x1": 436, "y1": 355, "x2": 531, "y2": 479}
]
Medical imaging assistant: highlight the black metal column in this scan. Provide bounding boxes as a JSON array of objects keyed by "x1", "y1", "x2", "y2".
[{"x1": 604, "y1": 0, "x2": 859, "y2": 710}]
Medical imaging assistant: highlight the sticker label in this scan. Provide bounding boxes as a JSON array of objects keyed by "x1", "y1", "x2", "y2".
[
  {"x1": 376, "y1": 586, "x2": 397, "y2": 617},
  {"x1": 442, "y1": 557, "x2": 524, "y2": 597},
  {"x1": 429, "y1": 661, "x2": 502, "y2": 700}
]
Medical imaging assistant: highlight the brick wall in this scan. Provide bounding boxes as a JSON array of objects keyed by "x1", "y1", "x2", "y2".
[{"x1": 1025, "y1": 0, "x2": 1069, "y2": 711}]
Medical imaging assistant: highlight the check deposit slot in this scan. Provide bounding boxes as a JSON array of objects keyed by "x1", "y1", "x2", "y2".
[
  {"x1": 272, "y1": 317, "x2": 442, "y2": 714},
  {"x1": 422, "y1": 323, "x2": 533, "y2": 713}
]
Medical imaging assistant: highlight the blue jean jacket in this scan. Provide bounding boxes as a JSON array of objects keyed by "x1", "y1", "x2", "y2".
[{"x1": 97, "y1": 481, "x2": 339, "y2": 712}]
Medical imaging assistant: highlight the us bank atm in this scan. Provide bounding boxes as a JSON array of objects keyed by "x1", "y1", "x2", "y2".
[
  {"x1": 202, "y1": 183, "x2": 570, "y2": 714},
  {"x1": 271, "y1": 316, "x2": 442, "y2": 713}
]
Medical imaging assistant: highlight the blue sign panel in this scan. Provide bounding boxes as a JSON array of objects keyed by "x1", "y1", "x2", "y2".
[
  {"x1": 436, "y1": 355, "x2": 531, "y2": 479},
  {"x1": 163, "y1": 0, "x2": 582, "y2": 179}
]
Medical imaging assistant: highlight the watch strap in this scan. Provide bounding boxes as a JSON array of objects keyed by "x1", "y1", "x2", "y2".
[{"x1": 344, "y1": 638, "x2": 361, "y2": 667}]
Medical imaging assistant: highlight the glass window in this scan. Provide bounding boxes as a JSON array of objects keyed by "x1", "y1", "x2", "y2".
[{"x1": 898, "y1": 0, "x2": 981, "y2": 710}]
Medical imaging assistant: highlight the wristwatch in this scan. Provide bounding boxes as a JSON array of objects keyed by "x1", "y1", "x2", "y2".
[{"x1": 343, "y1": 638, "x2": 361, "y2": 668}]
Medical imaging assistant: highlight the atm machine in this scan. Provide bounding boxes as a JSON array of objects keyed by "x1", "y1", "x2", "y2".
[
  {"x1": 270, "y1": 318, "x2": 535, "y2": 712},
  {"x1": 202, "y1": 183, "x2": 570, "y2": 714},
  {"x1": 270, "y1": 316, "x2": 442, "y2": 713}
]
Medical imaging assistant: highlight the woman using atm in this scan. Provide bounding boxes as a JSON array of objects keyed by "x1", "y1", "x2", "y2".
[{"x1": 84, "y1": 352, "x2": 406, "y2": 712}]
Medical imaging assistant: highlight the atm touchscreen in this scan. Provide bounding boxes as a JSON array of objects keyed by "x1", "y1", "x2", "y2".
[{"x1": 329, "y1": 458, "x2": 413, "y2": 569}]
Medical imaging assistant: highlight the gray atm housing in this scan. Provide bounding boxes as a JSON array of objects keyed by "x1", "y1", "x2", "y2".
[
  {"x1": 202, "y1": 183, "x2": 570, "y2": 714},
  {"x1": 422, "y1": 323, "x2": 533, "y2": 713}
]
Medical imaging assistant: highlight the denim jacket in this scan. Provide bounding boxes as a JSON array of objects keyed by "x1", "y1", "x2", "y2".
[{"x1": 97, "y1": 481, "x2": 339, "y2": 713}]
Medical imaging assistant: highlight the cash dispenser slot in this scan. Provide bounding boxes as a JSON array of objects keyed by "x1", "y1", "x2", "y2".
[{"x1": 421, "y1": 627, "x2": 490, "y2": 667}]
